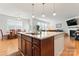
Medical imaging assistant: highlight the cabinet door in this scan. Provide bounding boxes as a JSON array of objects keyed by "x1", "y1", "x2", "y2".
[
  {"x1": 21, "y1": 39, "x2": 26, "y2": 55},
  {"x1": 32, "y1": 44, "x2": 40, "y2": 56},
  {"x1": 18, "y1": 37, "x2": 22, "y2": 51},
  {"x1": 18, "y1": 34, "x2": 22, "y2": 52},
  {"x1": 25, "y1": 41, "x2": 32, "y2": 56},
  {"x1": 54, "y1": 34, "x2": 64, "y2": 56}
]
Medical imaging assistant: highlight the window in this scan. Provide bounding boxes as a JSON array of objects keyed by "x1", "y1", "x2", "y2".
[
  {"x1": 7, "y1": 19, "x2": 23, "y2": 30},
  {"x1": 37, "y1": 21, "x2": 48, "y2": 30}
]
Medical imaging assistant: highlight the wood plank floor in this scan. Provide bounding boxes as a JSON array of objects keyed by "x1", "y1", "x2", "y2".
[
  {"x1": 0, "y1": 35, "x2": 79, "y2": 56},
  {"x1": 0, "y1": 39, "x2": 18, "y2": 56},
  {"x1": 61, "y1": 35, "x2": 79, "y2": 56}
]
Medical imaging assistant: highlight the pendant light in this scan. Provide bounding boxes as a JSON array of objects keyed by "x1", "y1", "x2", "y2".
[
  {"x1": 53, "y1": 3, "x2": 56, "y2": 16},
  {"x1": 32, "y1": 3, "x2": 35, "y2": 18},
  {"x1": 42, "y1": 3, "x2": 45, "y2": 17}
]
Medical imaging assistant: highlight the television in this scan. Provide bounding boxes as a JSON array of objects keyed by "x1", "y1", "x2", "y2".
[{"x1": 66, "y1": 19, "x2": 77, "y2": 26}]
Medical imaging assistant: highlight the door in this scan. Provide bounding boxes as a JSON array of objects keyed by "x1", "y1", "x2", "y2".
[{"x1": 32, "y1": 44, "x2": 40, "y2": 56}]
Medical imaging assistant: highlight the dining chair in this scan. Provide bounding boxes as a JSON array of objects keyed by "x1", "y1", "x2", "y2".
[
  {"x1": 0, "y1": 29, "x2": 9, "y2": 40},
  {"x1": 0, "y1": 29, "x2": 3, "y2": 40},
  {"x1": 8, "y1": 29, "x2": 17, "y2": 39}
]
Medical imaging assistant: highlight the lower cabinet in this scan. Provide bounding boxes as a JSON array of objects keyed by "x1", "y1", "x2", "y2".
[
  {"x1": 32, "y1": 44, "x2": 40, "y2": 56},
  {"x1": 54, "y1": 34, "x2": 64, "y2": 56},
  {"x1": 21, "y1": 39, "x2": 40, "y2": 56},
  {"x1": 18, "y1": 34, "x2": 22, "y2": 52},
  {"x1": 18, "y1": 34, "x2": 54, "y2": 56},
  {"x1": 21, "y1": 39, "x2": 26, "y2": 55},
  {"x1": 18, "y1": 34, "x2": 40, "y2": 56},
  {"x1": 25, "y1": 40, "x2": 32, "y2": 56}
]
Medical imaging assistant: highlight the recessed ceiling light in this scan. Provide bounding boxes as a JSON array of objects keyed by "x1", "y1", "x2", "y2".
[
  {"x1": 42, "y1": 14, "x2": 45, "y2": 17},
  {"x1": 32, "y1": 15, "x2": 35, "y2": 18},
  {"x1": 53, "y1": 12, "x2": 56, "y2": 16}
]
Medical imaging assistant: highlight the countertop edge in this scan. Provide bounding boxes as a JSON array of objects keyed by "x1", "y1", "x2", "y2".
[{"x1": 18, "y1": 32, "x2": 64, "y2": 40}]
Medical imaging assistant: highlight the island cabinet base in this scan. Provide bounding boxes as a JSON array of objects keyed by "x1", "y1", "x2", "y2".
[
  {"x1": 41, "y1": 37, "x2": 54, "y2": 56},
  {"x1": 18, "y1": 34, "x2": 54, "y2": 56}
]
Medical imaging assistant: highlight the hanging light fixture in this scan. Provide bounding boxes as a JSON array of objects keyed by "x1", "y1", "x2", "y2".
[
  {"x1": 53, "y1": 3, "x2": 56, "y2": 16},
  {"x1": 42, "y1": 3, "x2": 45, "y2": 17},
  {"x1": 32, "y1": 3, "x2": 35, "y2": 18},
  {"x1": 42, "y1": 14, "x2": 45, "y2": 17},
  {"x1": 32, "y1": 15, "x2": 35, "y2": 18}
]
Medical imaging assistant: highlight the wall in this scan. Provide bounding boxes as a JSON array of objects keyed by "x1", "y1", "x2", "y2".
[
  {"x1": 0, "y1": 14, "x2": 8, "y2": 39},
  {"x1": 30, "y1": 18, "x2": 49, "y2": 32},
  {"x1": 61, "y1": 19, "x2": 68, "y2": 33},
  {"x1": 0, "y1": 14, "x2": 31, "y2": 39},
  {"x1": 0, "y1": 14, "x2": 67, "y2": 40},
  {"x1": 50, "y1": 19, "x2": 66, "y2": 30},
  {"x1": 0, "y1": 14, "x2": 70, "y2": 39},
  {"x1": 0, "y1": 14, "x2": 7, "y2": 30},
  {"x1": 63, "y1": 17, "x2": 79, "y2": 35},
  {"x1": 50, "y1": 18, "x2": 69, "y2": 34}
]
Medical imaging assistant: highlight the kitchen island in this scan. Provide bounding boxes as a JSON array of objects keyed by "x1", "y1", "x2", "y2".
[{"x1": 18, "y1": 32, "x2": 64, "y2": 56}]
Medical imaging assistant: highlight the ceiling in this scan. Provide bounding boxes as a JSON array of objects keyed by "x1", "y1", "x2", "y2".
[{"x1": 0, "y1": 3, "x2": 79, "y2": 20}]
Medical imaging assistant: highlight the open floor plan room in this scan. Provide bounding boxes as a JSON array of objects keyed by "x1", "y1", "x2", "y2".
[
  {"x1": 0, "y1": 35, "x2": 79, "y2": 56},
  {"x1": 0, "y1": 3, "x2": 79, "y2": 56}
]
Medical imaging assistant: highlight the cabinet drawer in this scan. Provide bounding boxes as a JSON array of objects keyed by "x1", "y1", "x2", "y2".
[
  {"x1": 22, "y1": 34, "x2": 32, "y2": 42},
  {"x1": 33, "y1": 39, "x2": 40, "y2": 46},
  {"x1": 26, "y1": 37, "x2": 32, "y2": 42}
]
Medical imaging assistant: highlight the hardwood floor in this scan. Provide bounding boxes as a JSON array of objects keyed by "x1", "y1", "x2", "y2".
[
  {"x1": 0, "y1": 39, "x2": 18, "y2": 56},
  {"x1": 0, "y1": 35, "x2": 79, "y2": 56},
  {"x1": 61, "y1": 35, "x2": 79, "y2": 56}
]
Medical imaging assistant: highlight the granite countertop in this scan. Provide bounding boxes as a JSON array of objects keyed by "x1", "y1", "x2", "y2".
[{"x1": 18, "y1": 32, "x2": 64, "y2": 40}]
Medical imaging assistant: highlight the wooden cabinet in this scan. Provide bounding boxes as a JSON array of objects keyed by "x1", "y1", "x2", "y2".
[
  {"x1": 32, "y1": 44, "x2": 40, "y2": 56},
  {"x1": 18, "y1": 34, "x2": 32, "y2": 56},
  {"x1": 18, "y1": 34, "x2": 54, "y2": 56},
  {"x1": 25, "y1": 40, "x2": 32, "y2": 56},
  {"x1": 32, "y1": 38, "x2": 40, "y2": 56},
  {"x1": 21, "y1": 35, "x2": 32, "y2": 56},
  {"x1": 54, "y1": 34, "x2": 64, "y2": 56},
  {"x1": 18, "y1": 34, "x2": 22, "y2": 52},
  {"x1": 21, "y1": 39, "x2": 26, "y2": 55}
]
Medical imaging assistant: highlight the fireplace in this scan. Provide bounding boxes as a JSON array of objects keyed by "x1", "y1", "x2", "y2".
[
  {"x1": 70, "y1": 30, "x2": 79, "y2": 40},
  {"x1": 70, "y1": 30, "x2": 76, "y2": 38}
]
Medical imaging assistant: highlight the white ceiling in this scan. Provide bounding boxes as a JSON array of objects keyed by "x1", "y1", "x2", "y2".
[{"x1": 0, "y1": 3, "x2": 79, "y2": 20}]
